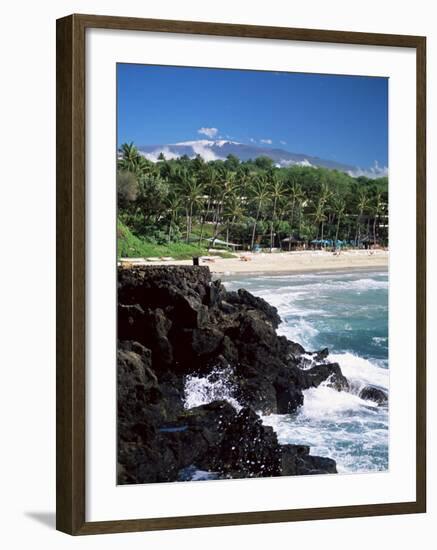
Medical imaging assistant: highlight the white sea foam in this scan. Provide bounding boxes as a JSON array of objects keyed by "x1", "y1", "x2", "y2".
[
  {"x1": 326, "y1": 277, "x2": 388, "y2": 292},
  {"x1": 262, "y1": 385, "x2": 388, "y2": 473},
  {"x1": 329, "y1": 352, "x2": 389, "y2": 393},
  {"x1": 277, "y1": 319, "x2": 320, "y2": 349},
  {"x1": 301, "y1": 386, "x2": 379, "y2": 418},
  {"x1": 183, "y1": 366, "x2": 242, "y2": 411},
  {"x1": 212, "y1": 270, "x2": 389, "y2": 473},
  {"x1": 237, "y1": 276, "x2": 388, "y2": 304},
  {"x1": 258, "y1": 290, "x2": 326, "y2": 319},
  {"x1": 261, "y1": 350, "x2": 389, "y2": 473},
  {"x1": 372, "y1": 336, "x2": 388, "y2": 346}
]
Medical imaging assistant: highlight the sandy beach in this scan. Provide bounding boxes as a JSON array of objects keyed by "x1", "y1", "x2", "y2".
[{"x1": 120, "y1": 249, "x2": 388, "y2": 275}]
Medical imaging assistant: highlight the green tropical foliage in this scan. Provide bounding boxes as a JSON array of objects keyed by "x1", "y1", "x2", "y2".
[{"x1": 117, "y1": 143, "x2": 388, "y2": 257}]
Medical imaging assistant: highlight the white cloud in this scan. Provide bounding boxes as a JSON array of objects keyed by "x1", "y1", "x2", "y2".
[
  {"x1": 277, "y1": 158, "x2": 315, "y2": 168},
  {"x1": 260, "y1": 138, "x2": 272, "y2": 145},
  {"x1": 141, "y1": 147, "x2": 180, "y2": 162},
  {"x1": 249, "y1": 138, "x2": 256, "y2": 143},
  {"x1": 191, "y1": 142, "x2": 223, "y2": 162},
  {"x1": 280, "y1": 140, "x2": 287, "y2": 145},
  {"x1": 277, "y1": 159, "x2": 294, "y2": 167},
  {"x1": 198, "y1": 127, "x2": 219, "y2": 138},
  {"x1": 175, "y1": 140, "x2": 214, "y2": 146},
  {"x1": 141, "y1": 143, "x2": 224, "y2": 163},
  {"x1": 348, "y1": 160, "x2": 389, "y2": 179}
]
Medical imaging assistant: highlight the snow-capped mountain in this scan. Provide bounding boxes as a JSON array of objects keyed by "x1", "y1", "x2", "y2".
[
  {"x1": 138, "y1": 139, "x2": 353, "y2": 171},
  {"x1": 137, "y1": 140, "x2": 387, "y2": 178}
]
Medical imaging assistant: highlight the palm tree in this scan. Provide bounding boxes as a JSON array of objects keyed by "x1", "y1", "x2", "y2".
[
  {"x1": 185, "y1": 178, "x2": 204, "y2": 243},
  {"x1": 355, "y1": 189, "x2": 369, "y2": 246},
  {"x1": 269, "y1": 174, "x2": 286, "y2": 251},
  {"x1": 286, "y1": 183, "x2": 304, "y2": 251},
  {"x1": 295, "y1": 188, "x2": 307, "y2": 241},
  {"x1": 118, "y1": 142, "x2": 151, "y2": 177},
  {"x1": 166, "y1": 195, "x2": 181, "y2": 242},
  {"x1": 319, "y1": 181, "x2": 333, "y2": 240},
  {"x1": 176, "y1": 168, "x2": 204, "y2": 242},
  {"x1": 333, "y1": 196, "x2": 346, "y2": 243},
  {"x1": 319, "y1": 180, "x2": 333, "y2": 204},
  {"x1": 118, "y1": 142, "x2": 139, "y2": 171},
  {"x1": 198, "y1": 165, "x2": 217, "y2": 245},
  {"x1": 372, "y1": 191, "x2": 384, "y2": 246},
  {"x1": 313, "y1": 198, "x2": 327, "y2": 240},
  {"x1": 210, "y1": 169, "x2": 237, "y2": 246},
  {"x1": 250, "y1": 175, "x2": 270, "y2": 250},
  {"x1": 223, "y1": 193, "x2": 244, "y2": 245},
  {"x1": 236, "y1": 165, "x2": 251, "y2": 197}
]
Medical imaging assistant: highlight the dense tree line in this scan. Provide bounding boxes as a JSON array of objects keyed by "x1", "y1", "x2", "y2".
[{"x1": 117, "y1": 142, "x2": 388, "y2": 252}]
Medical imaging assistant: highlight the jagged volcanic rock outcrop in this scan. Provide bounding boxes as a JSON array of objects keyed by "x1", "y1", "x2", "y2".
[{"x1": 117, "y1": 265, "x2": 346, "y2": 484}]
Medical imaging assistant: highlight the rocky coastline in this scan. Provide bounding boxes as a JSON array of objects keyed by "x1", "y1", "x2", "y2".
[{"x1": 117, "y1": 266, "x2": 358, "y2": 484}]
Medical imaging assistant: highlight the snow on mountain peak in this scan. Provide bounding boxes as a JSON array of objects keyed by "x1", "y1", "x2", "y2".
[
  {"x1": 136, "y1": 139, "x2": 384, "y2": 178},
  {"x1": 173, "y1": 139, "x2": 241, "y2": 148}
]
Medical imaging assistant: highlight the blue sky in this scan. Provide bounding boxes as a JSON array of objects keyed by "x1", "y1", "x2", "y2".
[{"x1": 117, "y1": 64, "x2": 388, "y2": 169}]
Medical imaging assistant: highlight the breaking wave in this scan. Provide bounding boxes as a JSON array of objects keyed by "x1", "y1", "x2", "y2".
[
  {"x1": 184, "y1": 365, "x2": 242, "y2": 411},
  {"x1": 222, "y1": 268, "x2": 389, "y2": 473}
]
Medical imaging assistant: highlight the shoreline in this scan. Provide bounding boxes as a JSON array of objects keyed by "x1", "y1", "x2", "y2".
[
  {"x1": 120, "y1": 249, "x2": 389, "y2": 275},
  {"x1": 217, "y1": 265, "x2": 388, "y2": 281}
]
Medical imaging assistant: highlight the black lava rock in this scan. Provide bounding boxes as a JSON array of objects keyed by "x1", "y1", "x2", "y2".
[
  {"x1": 359, "y1": 385, "x2": 388, "y2": 405},
  {"x1": 117, "y1": 266, "x2": 343, "y2": 483}
]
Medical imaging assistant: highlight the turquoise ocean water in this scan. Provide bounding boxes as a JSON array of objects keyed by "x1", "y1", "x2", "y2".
[
  {"x1": 221, "y1": 269, "x2": 389, "y2": 473},
  {"x1": 184, "y1": 268, "x2": 389, "y2": 474}
]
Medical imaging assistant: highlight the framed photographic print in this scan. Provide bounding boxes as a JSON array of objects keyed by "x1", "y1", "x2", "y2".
[{"x1": 56, "y1": 14, "x2": 426, "y2": 535}]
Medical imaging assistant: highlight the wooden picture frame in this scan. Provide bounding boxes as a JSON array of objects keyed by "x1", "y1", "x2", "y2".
[{"x1": 56, "y1": 13, "x2": 426, "y2": 535}]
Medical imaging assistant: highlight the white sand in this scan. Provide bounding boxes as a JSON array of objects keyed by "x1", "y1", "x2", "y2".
[{"x1": 120, "y1": 249, "x2": 388, "y2": 275}]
